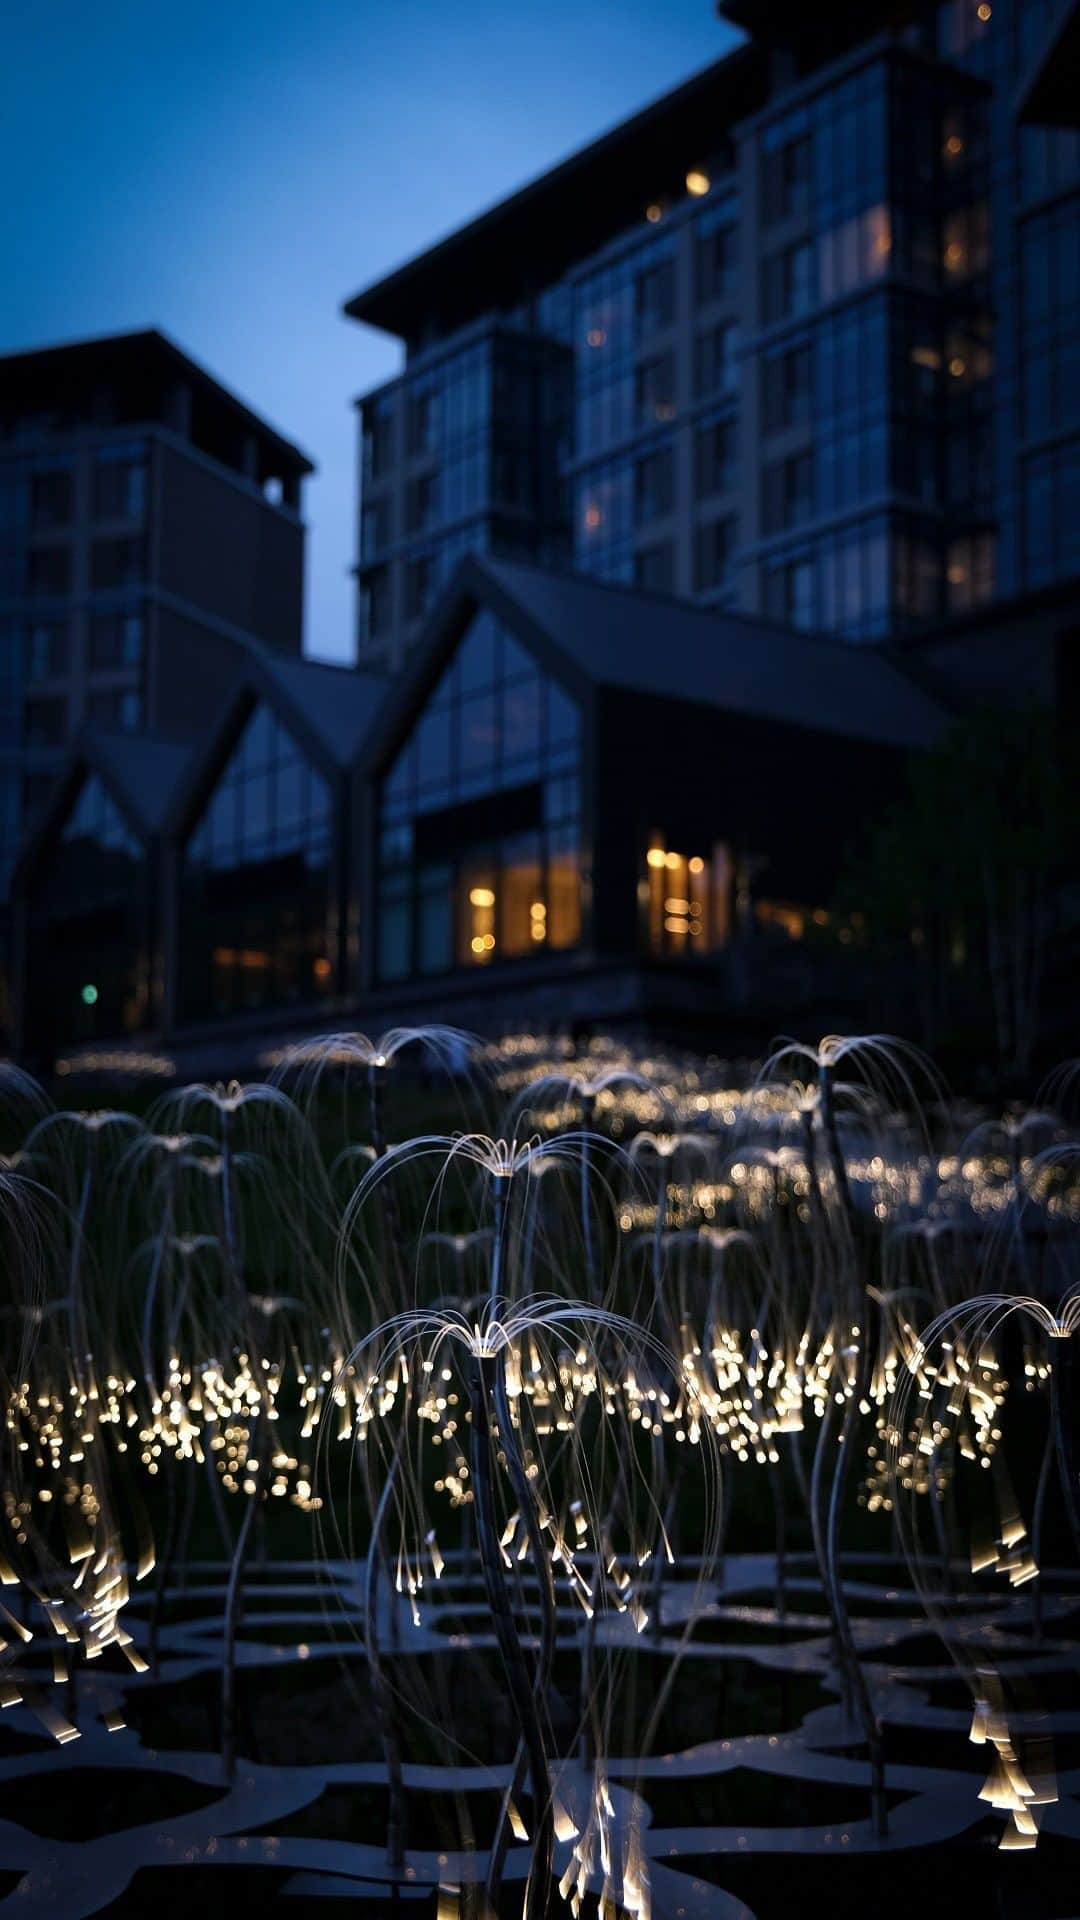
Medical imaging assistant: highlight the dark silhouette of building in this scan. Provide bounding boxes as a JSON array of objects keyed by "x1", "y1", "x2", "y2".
[
  {"x1": 347, "y1": 0, "x2": 1078, "y2": 669},
  {"x1": 0, "y1": 328, "x2": 313, "y2": 900}
]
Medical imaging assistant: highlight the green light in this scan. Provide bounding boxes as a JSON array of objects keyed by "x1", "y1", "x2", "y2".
[{"x1": 80, "y1": 984, "x2": 98, "y2": 1007}]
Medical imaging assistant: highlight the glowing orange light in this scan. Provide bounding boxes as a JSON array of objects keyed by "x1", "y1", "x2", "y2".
[
  {"x1": 469, "y1": 887, "x2": 495, "y2": 908},
  {"x1": 584, "y1": 504, "x2": 602, "y2": 531},
  {"x1": 686, "y1": 170, "x2": 710, "y2": 197},
  {"x1": 645, "y1": 203, "x2": 663, "y2": 224}
]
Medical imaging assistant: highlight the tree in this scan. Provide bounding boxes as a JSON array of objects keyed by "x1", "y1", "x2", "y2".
[{"x1": 839, "y1": 707, "x2": 1077, "y2": 1075}]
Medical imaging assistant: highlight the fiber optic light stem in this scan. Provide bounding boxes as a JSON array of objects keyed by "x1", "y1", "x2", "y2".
[
  {"x1": 471, "y1": 1351, "x2": 554, "y2": 1920},
  {"x1": 1051, "y1": 1327, "x2": 1080, "y2": 1559}
]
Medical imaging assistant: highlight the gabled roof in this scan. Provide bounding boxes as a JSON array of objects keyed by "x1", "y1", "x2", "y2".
[
  {"x1": 392, "y1": 555, "x2": 949, "y2": 753},
  {"x1": 12, "y1": 727, "x2": 195, "y2": 895},
  {"x1": 168, "y1": 647, "x2": 390, "y2": 844},
  {"x1": 256, "y1": 652, "x2": 389, "y2": 770}
]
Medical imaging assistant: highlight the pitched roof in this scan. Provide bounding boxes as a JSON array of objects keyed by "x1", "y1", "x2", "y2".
[
  {"x1": 11, "y1": 727, "x2": 195, "y2": 895},
  {"x1": 474, "y1": 557, "x2": 948, "y2": 750},
  {"x1": 256, "y1": 653, "x2": 389, "y2": 769},
  {"x1": 86, "y1": 727, "x2": 195, "y2": 834}
]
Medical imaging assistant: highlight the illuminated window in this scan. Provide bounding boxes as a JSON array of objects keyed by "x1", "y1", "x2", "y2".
[{"x1": 644, "y1": 839, "x2": 730, "y2": 956}]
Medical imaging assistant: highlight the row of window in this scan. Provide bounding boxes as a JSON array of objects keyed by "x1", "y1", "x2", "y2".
[
  {"x1": 20, "y1": 609, "x2": 144, "y2": 680},
  {"x1": 15, "y1": 535, "x2": 145, "y2": 599},
  {"x1": 0, "y1": 449, "x2": 147, "y2": 535},
  {"x1": 23, "y1": 686, "x2": 143, "y2": 748},
  {"x1": 760, "y1": 201, "x2": 989, "y2": 325},
  {"x1": 763, "y1": 518, "x2": 996, "y2": 635}
]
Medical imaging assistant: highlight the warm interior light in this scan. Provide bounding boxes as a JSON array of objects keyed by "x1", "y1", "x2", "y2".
[
  {"x1": 646, "y1": 847, "x2": 667, "y2": 868},
  {"x1": 665, "y1": 851, "x2": 680, "y2": 870},
  {"x1": 688, "y1": 856, "x2": 704, "y2": 875},
  {"x1": 949, "y1": 357, "x2": 967, "y2": 378},
  {"x1": 313, "y1": 956, "x2": 332, "y2": 982},
  {"x1": 583, "y1": 504, "x2": 602, "y2": 531},
  {"x1": 686, "y1": 169, "x2": 710, "y2": 197},
  {"x1": 469, "y1": 887, "x2": 495, "y2": 908},
  {"x1": 645, "y1": 203, "x2": 663, "y2": 224},
  {"x1": 977, "y1": 3, "x2": 991, "y2": 20},
  {"x1": 945, "y1": 134, "x2": 965, "y2": 157}
]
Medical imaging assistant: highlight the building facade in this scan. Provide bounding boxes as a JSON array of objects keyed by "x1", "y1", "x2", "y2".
[
  {"x1": 0, "y1": 329, "x2": 313, "y2": 903},
  {"x1": 347, "y1": 0, "x2": 1079, "y2": 669}
]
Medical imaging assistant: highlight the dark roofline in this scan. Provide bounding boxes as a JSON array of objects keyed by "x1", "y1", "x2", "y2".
[
  {"x1": 355, "y1": 557, "x2": 599, "y2": 782},
  {"x1": 165, "y1": 655, "x2": 387, "y2": 846},
  {"x1": 0, "y1": 327, "x2": 314, "y2": 476},
  {"x1": 11, "y1": 725, "x2": 187, "y2": 898},
  {"x1": 342, "y1": 43, "x2": 763, "y2": 342}
]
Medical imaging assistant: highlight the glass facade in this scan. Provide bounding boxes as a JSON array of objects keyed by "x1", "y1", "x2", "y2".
[
  {"x1": 27, "y1": 774, "x2": 145, "y2": 1050},
  {"x1": 376, "y1": 611, "x2": 582, "y2": 980},
  {"x1": 353, "y1": 0, "x2": 1077, "y2": 656},
  {"x1": 357, "y1": 333, "x2": 571, "y2": 659},
  {"x1": 181, "y1": 703, "x2": 334, "y2": 1020}
]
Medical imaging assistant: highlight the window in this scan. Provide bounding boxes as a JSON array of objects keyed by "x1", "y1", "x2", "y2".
[
  {"x1": 762, "y1": 451, "x2": 813, "y2": 534},
  {"x1": 91, "y1": 537, "x2": 144, "y2": 591},
  {"x1": 762, "y1": 341, "x2": 812, "y2": 432},
  {"x1": 819, "y1": 206, "x2": 891, "y2": 302},
  {"x1": 635, "y1": 259, "x2": 675, "y2": 337},
  {"x1": 90, "y1": 609, "x2": 143, "y2": 670},
  {"x1": 405, "y1": 554, "x2": 433, "y2": 622},
  {"x1": 694, "y1": 417, "x2": 736, "y2": 497},
  {"x1": 762, "y1": 242, "x2": 814, "y2": 323},
  {"x1": 406, "y1": 388, "x2": 438, "y2": 456},
  {"x1": 635, "y1": 355, "x2": 676, "y2": 425},
  {"x1": 695, "y1": 218, "x2": 737, "y2": 304},
  {"x1": 764, "y1": 555, "x2": 816, "y2": 630},
  {"x1": 946, "y1": 530, "x2": 995, "y2": 612},
  {"x1": 87, "y1": 688, "x2": 142, "y2": 731},
  {"x1": 92, "y1": 447, "x2": 147, "y2": 521},
  {"x1": 694, "y1": 323, "x2": 739, "y2": 398},
  {"x1": 694, "y1": 516, "x2": 735, "y2": 593},
  {"x1": 644, "y1": 838, "x2": 730, "y2": 955},
  {"x1": 406, "y1": 472, "x2": 437, "y2": 534},
  {"x1": 360, "y1": 567, "x2": 391, "y2": 644},
  {"x1": 23, "y1": 695, "x2": 67, "y2": 748},
  {"x1": 30, "y1": 467, "x2": 73, "y2": 530},
  {"x1": 377, "y1": 611, "x2": 582, "y2": 980},
  {"x1": 25, "y1": 619, "x2": 67, "y2": 680},
  {"x1": 634, "y1": 447, "x2": 673, "y2": 521},
  {"x1": 363, "y1": 395, "x2": 395, "y2": 481},
  {"x1": 634, "y1": 544, "x2": 674, "y2": 593},
  {"x1": 943, "y1": 204, "x2": 990, "y2": 281},
  {"x1": 27, "y1": 545, "x2": 71, "y2": 597},
  {"x1": 360, "y1": 495, "x2": 392, "y2": 557},
  {"x1": 184, "y1": 703, "x2": 334, "y2": 1019},
  {"x1": 762, "y1": 133, "x2": 811, "y2": 226}
]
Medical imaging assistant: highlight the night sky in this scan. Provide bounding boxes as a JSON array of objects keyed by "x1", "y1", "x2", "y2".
[{"x1": 3, "y1": 1, "x2": 739, "y2": 661}]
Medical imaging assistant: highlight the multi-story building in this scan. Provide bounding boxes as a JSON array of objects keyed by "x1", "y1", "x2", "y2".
[
  {"x1": 346, "y1": 0, "x2": 1079, "y2": 668},
  {"x1": 0, "y1": 329, "x2": 313, "y2": 901}
]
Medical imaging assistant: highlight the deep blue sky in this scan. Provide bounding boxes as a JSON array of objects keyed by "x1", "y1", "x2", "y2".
[{"x1": 3, "y1": 2, "x2": 738, "y2": 662}]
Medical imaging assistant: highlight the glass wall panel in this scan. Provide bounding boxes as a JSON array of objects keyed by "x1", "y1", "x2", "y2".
[
  {"x1": 377, "y1": 612, "x2": 583, "y2": 978},
  {"x1": 29, "y1": 775, "x2": 145, "y2": 1049},
  {"x1": 182, "y1": 702, "x2": 333, "y2": 1019}
]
